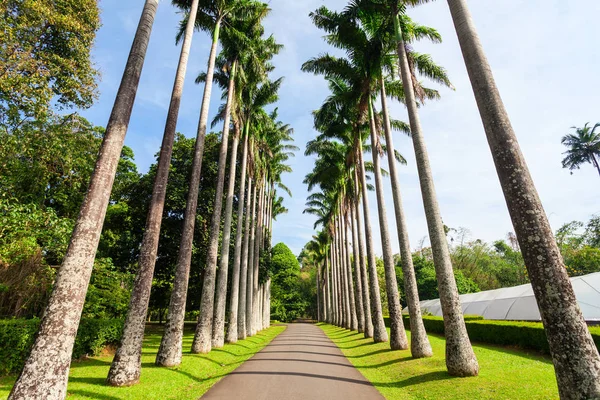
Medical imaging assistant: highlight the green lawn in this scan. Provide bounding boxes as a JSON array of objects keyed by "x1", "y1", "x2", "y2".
[
  {"x1": 320, "y1": 323, "x2": 559, "y2": 400},
  {"x1": 0, "y1": 324, "x2": 285, "y2": 400}
]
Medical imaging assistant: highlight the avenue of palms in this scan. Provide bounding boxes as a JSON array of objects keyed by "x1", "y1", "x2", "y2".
[{"x1": 4, "y1": 1, "x2": 599, "y2": 400}]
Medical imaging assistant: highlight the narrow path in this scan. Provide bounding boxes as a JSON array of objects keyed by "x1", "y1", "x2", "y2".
[{"x1": 200, "y1": 323, "x2": 383, "y2": 400}]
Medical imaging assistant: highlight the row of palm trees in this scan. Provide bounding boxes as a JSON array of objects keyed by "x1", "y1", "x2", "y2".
[
  {"x1": 8, "y1": 1, "x2": 294, "y2": 399},
  {"x1": 301, "y1": 1, "x2": 600, "y2": 399}
]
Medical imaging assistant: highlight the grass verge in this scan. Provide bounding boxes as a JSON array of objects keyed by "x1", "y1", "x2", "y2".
[
  {"x1": 0, "y1": 324, "x2": 285, "y2": 400},
  {"x1": 320, "y1": 323, "x2": 558, "y2": 400}
]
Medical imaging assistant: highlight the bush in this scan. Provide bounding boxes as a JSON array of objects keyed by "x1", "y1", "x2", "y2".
[
  {"x1": 395, "y1": 315, "x2": 600, "y2": 354},
  {"x1": 0, "y1": 318, "x2": 124, "y2": 375}
]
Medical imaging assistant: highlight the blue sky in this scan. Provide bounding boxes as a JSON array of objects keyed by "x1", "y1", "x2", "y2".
[{"x1": 83, "y1": 0, "x2": 600, "y2": 256}]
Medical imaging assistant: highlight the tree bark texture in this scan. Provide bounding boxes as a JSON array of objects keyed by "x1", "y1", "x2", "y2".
[
  {"x1": 107, "y1": 0, "x2": 201, "y2": 385},
  {"x1": 369, "y1": 101, "x2": 408, "y2": 350},
  {"x1": 343, "y1": 216, "x2": 358, "y2": 331},
  {"x1": 358, "y1": 141, "x2": 388, "y2": 342},
  {"x1": 447, "y1": 0, "x2": 600, "y2": 393},
  {"x1": 351, "y1": 203, "x2": 365, "y2": 333},
  {"x1": 238, "y1": 176, "x2": 253, "y2": 340},
  {"x1": 8, "y1": 2, "x2": 158, "y2": 398},
  {"x1": 227, "y1": 132, "x2": 249, "y2": 344},
  {"x1": 245, "y1": 182, "x2": 257, "y2": 335},
  {"x1": 380, "y1": 77, "x2": 432, "y2": 358}
]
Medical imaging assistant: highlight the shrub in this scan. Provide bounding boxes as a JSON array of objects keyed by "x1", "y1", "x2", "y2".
[
  {"x1": 0, "y1": 318, "x2": 124, "y2": 375},
  {"x1": 396, "y1": 315, "x2": 600, "y2": 354}
]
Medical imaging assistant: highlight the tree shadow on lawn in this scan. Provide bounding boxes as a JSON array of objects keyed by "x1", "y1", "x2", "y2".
[
  {"x1": 372, "y1": 370, "x2": 458, "y2": 390},
  {"x1": 67, "y1": 389, "x2": 122, "y2": 400}
]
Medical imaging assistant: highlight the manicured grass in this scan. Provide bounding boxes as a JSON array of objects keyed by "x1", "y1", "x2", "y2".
[
  {"x1": 0, "y1": 324, "x2": 285, "y2": 399},
  {"x1": 320, "y1": 323, "x2": 559, "y2": 400}
]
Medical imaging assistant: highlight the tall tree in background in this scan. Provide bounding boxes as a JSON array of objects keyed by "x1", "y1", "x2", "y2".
[
  {"x1": 561, "y1": 123, "x2": 600, "y2": 179},
  {"x1": 9, "y1": 1, "x2": 157, "y2": 398},
  {"x1": 446, "y1": 0, "x2": 600, "y2": 396}
]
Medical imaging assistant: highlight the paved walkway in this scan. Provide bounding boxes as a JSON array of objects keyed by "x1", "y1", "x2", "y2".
[{"x1": 201, "y1": 323, "x2": 383, "y2": 400}]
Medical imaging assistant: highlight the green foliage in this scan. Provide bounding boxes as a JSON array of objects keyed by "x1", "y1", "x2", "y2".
[
  {"x1": 0, "y1": 0, "x2": 100, "y2": 126},
  {"x1": 82, "y1": 259, "x2": 133, "y2": 320},
  {"x1": 557, "y1": 216, "x2": 600, "y2": 276},
  {"x1": 0, "y1": 199, "x2": 71, "y2": 317},
  {"x1": 398, "y1": 253, "x2": 479, "y2": 302},
  {"x1": 0, "y1": 318, "x2": 124, "y2": 375},
  {"x1": 270, "y1": 243, "x2": 309, "y2": 322},
  {"x1": 399, "y1": 315, "x2": 600, "y2": 355}
]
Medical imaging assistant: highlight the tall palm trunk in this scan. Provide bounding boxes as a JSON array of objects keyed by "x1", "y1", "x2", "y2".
[
  {"x1": 380, "y1": 76, "x2": 432, "y2": 358},
  {"x1": 108, "y1": 1, "x2": 201, "y2": 385},
  {"x1": 251, "y1": 180, "x2": 265, "y2": 335},
  {"x1": 317, "y1": 263, "x2": 322, "y2": 321},
  {"x1": 245, "y1": 181, "x2": 258, "y2": 335},
  {"x1": 353, "y1": 174, "x2": 373, "y2": 338},
  {"x1": 343, "y1": 215, "x2": 358, "y2": 330},
  {"x1": 326, "y1": 256, "x2": 332, "y2": 323},
  {"x1": 191, "y1": 38, "x2": 232, "y2": 355},
  {"x1": 393, "y1": 12, "x2": 478, "y2": 377},
  {"x1": 8, "y1": 3, "x2": 158, "y2": 398},
  {"x1": 212, "y1": 61, "x2": 238, "y2": 348},
  {"x1": 331, "y1": 244, "x2": 338, "y2": 326},
  {"x1": 368, "y1": 100, "x2": 408, "y2": 350},
  {"x1": 357, "y1": 141, "x2": 388, "y2": 342},
  {"x1": 238, "y1": 174, "x2": 253, "y2": 340},
  {"x1": 336, "y1": 225, "x2": 345, "y2": 327},
  {"x1": 447, "y1": 0, "x2": 600, "y2": 394},
  {"x1": 350, "y1": 203, "x2": 365, "y2": 333},
  {"x1": 227, "y1": 131, "x2": 250, "y2": 343},
  {"x1": 337, "y1": 217, "x2": 350, "y2": 329}
]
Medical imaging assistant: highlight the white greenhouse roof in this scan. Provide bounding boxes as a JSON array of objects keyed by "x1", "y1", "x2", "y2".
[{"x1": 405, "y1": 271, "x2": 600, "y2": 322}]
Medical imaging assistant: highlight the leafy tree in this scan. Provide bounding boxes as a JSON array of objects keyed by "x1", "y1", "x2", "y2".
[
  {"x1": 0, "y1": 0, "x2": 100, "y2": 128},
  {"x1": 270, "y1": 243, "x2": 308, "y2": 322}
]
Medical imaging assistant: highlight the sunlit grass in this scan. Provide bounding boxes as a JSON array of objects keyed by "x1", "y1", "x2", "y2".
[
  {"x1": 0, "y1": 324, "x2": 285, "y2": 399},
  {"x1": 320, "y1": 323, "x2": 558, "y2": 400}
]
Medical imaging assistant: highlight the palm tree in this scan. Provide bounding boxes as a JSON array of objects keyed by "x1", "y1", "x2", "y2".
[
  {"x1": 344, "y1": 0, "x2": 477, "y2": 373},
  {"x1": 305, "y1": 8, "x2": 410, "y2": 347},
  {"x1": 8, "y1": 2, "x2": 159, "y2": 398},
  {"x1": 561, "y1": 123, "x2": 600, "y2": 178},
  {"x1": 153, "y1": 0, "x2": 266, "y2": 365},
  {"x1": 107, "y1": 0, "x2": 201, "y2": 385},
  {"x1": 446, "y1": 0, "x2": 600, "y2": 395},
  {"x1": 211, "y1": 21, "x2": 281, "y2": 349}
]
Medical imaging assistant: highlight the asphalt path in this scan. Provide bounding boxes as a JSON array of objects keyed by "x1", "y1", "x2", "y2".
[{"x1": 200, "y1": 323, "x2": 383, "y2": 400}]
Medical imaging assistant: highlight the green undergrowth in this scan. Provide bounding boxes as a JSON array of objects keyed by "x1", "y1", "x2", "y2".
[
  {"x1": 0, "y1": 324, "x2": 285, "y2": 400},
  {"x1": 320, "y1": 323, "x2": 558, "y2": 400}
]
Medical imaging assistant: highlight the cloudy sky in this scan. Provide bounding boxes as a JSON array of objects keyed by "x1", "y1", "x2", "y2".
[{"x1": 84, "y1": 0, "x2": 600, "y2": 256}]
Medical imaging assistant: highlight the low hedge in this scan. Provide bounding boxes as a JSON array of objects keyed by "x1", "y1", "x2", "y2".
[
  {"x1": 381, "y1": 315, "x2": 600, "y2": 354},
  {"x1": 0, "y1": 318, "x2": 124, "y2": 375}
]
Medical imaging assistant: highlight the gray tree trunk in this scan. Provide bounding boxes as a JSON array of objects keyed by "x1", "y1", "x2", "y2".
[
  {"x1": 336, "y1": 226, "x2": 344, "y2": 327},
  {"x1": 212, "y1": 63, "x2": 238, "y2": 348},
  {"x1": 343, "y1": 216, "x2": 358, "y2": 330},
  {"x1": 245, "y1": 181, "x2": 257, "y2": 335},
  {"x1": 354, "y1": 170, "x2": 373, "y2": 338},
  {"x1": 238, "y1": 175, "x2": 253, "y2": 340},
  {"x1": 357, "y1": 141, "x2": 388, "y2": 342},
  {"x1": 447, "y1": 0, "x2": 600, "y2": 394},
  {"x1": 251, "y1": 181, "x2": 265, "y2": 335},
  {"x1": 191, "y1": 35, "x2": 231, "y2": 354},
  {"x1": 394, "y1": 14, "x2": 478, "y2": 376},
  {"x1": 368, "y1": 101, "x2": 408, "y2": 350},
  {"x1": 107, "y1": 1, "x2": 202, "y2": 385},
  {"x1": 317, "y1": 263, "x2": 322, "y2": 321},
  {"x1": 331, "y1": 244, "x2": 338, "y2": 326},
  {"x1": 380, "y1": 77, "x2": 432, "y2": 358},
  {"x1": 8, "y1": 3, "x2": 158, "y2": 398},
  {"x1": 350, "y1": 203, "x2": 365, "y2": 333},
  {"x1": 227, "y1": 132, "x2": 249, "y2": 343},
  {"x1": 337, "y1": 217, "x2": 350, "y2": 329}
]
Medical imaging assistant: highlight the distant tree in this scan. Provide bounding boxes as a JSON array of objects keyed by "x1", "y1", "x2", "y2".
[
  {"x1": 561, "y1": 123, "x2": 600, "y2": 178},
  {"x1": 270, "y1": 243, "x2": 308, "y2": 322}
]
